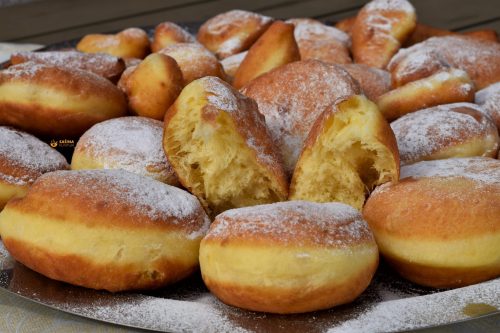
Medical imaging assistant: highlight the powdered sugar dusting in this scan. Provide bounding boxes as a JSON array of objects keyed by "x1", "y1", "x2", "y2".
[
  {"x1": 400, "y1": 157, "x2": 500, "y2": 185},
  {"x1": 208, "y1": 201, "x2": 374, "y2": 247},
  {"x1": 475, "y1": 82, "x2": 500, "y2": 128},
  {"x1": 204, "y1": 77, "x2": 239, "y2": 112},
  {"x1": 364, "y1": 0, "x2": 415, "y2": 13},
  {"x1": 221, "y1": 51, "x2": 247, "y2": 76},
  {"x1": 391, "y1": 103, "x2": 498, "y2": 165},
  {"x1": 43, "y1": 169, "x2": 208, "y2": 233},
  {"x1": 241, "y1": 60, "x2": 360, "y2": 176},
  {"x1": 475, "y1": 82, "x2": 500, "y2": 105},
  {"x1": 328, "y1": 278, "x2": 500, "y2": 333},
  {"x1": 75, "y1": 117, "x2": 177, "y2": 184},
  {"x1": 289, "y1": 18, "x2": 351, "y2": 47},
  {"x1": 0, "y1": 126, "x2": 68, "y2": 185}
]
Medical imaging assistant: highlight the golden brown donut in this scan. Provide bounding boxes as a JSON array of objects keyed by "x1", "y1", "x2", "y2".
[
  {"x1": 351, "y1": 0, "x2": 417, "y2": 68},
  {"x1": 232, "y1": 21, "x2": 300, "y2": 89},
  {"x1": 0, "y1": 62, "x2": 127, "y2": 138},
  {"x1": 286, "y1": 18, "x2": 351, "y2": 64},
  {"x1": 363, "y1": 157, "x2": 500, "y2": 288},
  {"x1": 157, "y1": 43, "x2": 226, "y2": 85},
  {"x1": 241, "y1": 60, "x2": 361, "y2": 176},
  {"x1": 220, "y1": 51, "x2": 247, "y2": 83},
  {"x1": 388, "y1": 36, "x2": 500, "y2": 89},
  {"x1": 151, "y1": 22, "x2": 196, "y2": 52},
  {"x1": 197, "y1": 10, "x2": 273, "y2": 59},
  {"x1": 391, "y1": 103, "x2": 499, "y2": 166},
  {"x1": 117, "y1": 53, "x2": 183, "y2": 120},
  {"x1": 163, "y1": 76, "x2": 288, "y2": 217},
  {"x1": 0, "y1": 126, "x2": 68, "y2": 210},
  {"x1": 475, "y1": 82, "x2": 500, "y2": 131},
  {"x1": 9, "y1": 51, "x2": 126, "y2": 83},
  {"x1": 76, "y1": 28, "x2": 150, "y2": 59},
  {"x1": 0, "y1": 169, "x2": 210, "y2": 292},
  {"x1": 72, "y1": 117, "x2": 178, "y2": 186},
  {"x1": 289, "y1": 95, "x2": 400, "y2": 210},
  {"x1": 200, "y1": 201, "x2": 379, "y2": 314},
  {"x1": 377, "y1": 68, "x2": 475, "y2": 121},
  {"x1": 340, "y1": 63, "x2": 391, "y2": 101}
]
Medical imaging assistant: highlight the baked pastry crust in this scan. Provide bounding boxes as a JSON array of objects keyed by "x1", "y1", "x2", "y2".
[
  {"x1": 10, "y1": 51, "x2": 126, "y2": 83},
  {"x1": 0, "y1": 62, "x2": 127, "y2": 137},
  {"x1": 72, "y1": 117, "x2": 179, "y2": 186},
  {"x1": 241, "y1": 60, "x2": 361, "y2": 176},
  {"x1": 290, "y1": 95, "x2": 400, "y2": 210},
  {"x1": 351, "y1": 0, "x2": 416, "y2": 68},
  {"x1": 77, "y1": 28, "x2": 150, "y2": 59},
  {"x1": 200, "y1": 201, "x2": 379, "y2": 314},
  {"x1": 340, "y1": 63, "x2": 391, "y2": 101},
  {"x1": 0, "y1": 169, "x2": 210, "y2": 292},
  {"x1": 363, "y1": 157, "x2": 500, "y2": 288},
  {"x1": 197, "y1": 10, "x2": 273, "y2": 59},
  {"x1": 151, "y1": 22, "x2": 196, "y2": 53},
  {"x1": 391, "y1": 103, "x2": 499, "y2": 165},
  {"x1": 163, "y1": 76, "x2": 288, "y2": 216}
]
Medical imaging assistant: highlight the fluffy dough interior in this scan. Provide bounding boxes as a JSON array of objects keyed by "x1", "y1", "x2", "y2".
[
  {"x1": 291, "y1": 96, "x2": 397, "y2": 210},
  {"x1": 164, "y1": 84, "x2": 284, "y2": 216}
]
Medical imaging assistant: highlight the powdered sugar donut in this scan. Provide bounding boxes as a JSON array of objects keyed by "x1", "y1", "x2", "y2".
[
  {"x1": 0, "y1": 169, "x2": 210, "y2": 292},
  {"x1": 475, "y1": 82, "x2": 500, "y2": 131},
  {"x1": 200, "y1": 201, "x2": 379, "y2": 314},
  {"x1": 0, "y1": 126, "x2": 68, "y2": 209},
  {"x1": 72, "y1": 117, "x2": 178, "y2": 186},
  {"x1": 391, "y1": 103, "x2": 499, "y2": 165},
  {"x1": 364, "y1": 157, "x2": 500, "y2": 288}
]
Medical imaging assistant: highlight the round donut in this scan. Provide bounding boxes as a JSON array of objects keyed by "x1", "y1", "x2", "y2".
[
  {"x1": 0, "y1": 126, "x2": 68, "y2": 209},
  {"x1": 197, "y1": 10, "x2": 273, "y2": 59},
  {"x1": 9, "y1": 51, "x2": 126, "y2": 83},
  {"x1": 0, "y1": 62, "x2": 127, "y2": 138},
  {"x1": 200, "y1": 201, "x2": 379, "y2": 314},
  {"x1": 391, "y1": 103, "x2": 499, "y2": 165},
  {"x1": 475, "y1": 82, "x2": 500, "y2": 131},
  {"x1": 241, "y1": 59, "x2": 361, "y2": 176},
  {"x1": 388, "y1": 36, "x2": 500, "y2": 89},
  {"x1": 72, "y1": 117, "x2": 178, "y2": 186},
  {"x1": 0, "y1": 169, "x2": 210, "y2": 292},
  {"x1": 157, "y1": 43, "x2": 226, "y2": 85},
  {"x1": 363, "y1": 157, "x2": 500, "y2": 288}
]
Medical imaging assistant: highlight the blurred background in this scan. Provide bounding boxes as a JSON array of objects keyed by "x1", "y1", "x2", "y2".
[{"x1": 0, "y1": 0, "x2": 498, "y2": 45}]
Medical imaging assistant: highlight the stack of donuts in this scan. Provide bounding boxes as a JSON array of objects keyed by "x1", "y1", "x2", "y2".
[{"x1": 0, "y1": 0, "x2": 499, "y2": 315}]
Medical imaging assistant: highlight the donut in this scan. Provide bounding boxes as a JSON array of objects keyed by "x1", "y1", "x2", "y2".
[
  {"x1": 475, "y1": 82, "x2": 500, "y2": 131},
  {"x1": 376, "y1": 68, "x2": 475, "y2": 121},
  {"x1": 363, "y1": 157, "x2": 500, "y2": 288},
  {"x1": 197, "y1": 10, "x2": 273, "y2": 59},
  {"x1": 9, "y1": 51, "x2": 126, "y2": 83},
  {"x1": 117, "y1": 53, "x2": 183, "y2": 120},
  {"x1": 241, "y1": 60, "x2": 361, "y2": 176},
  {"x1": 0, "y1": 169, "x2": 210, "y2": 292},
  {"x1": 157, "y1": 43, "x2": 226, "y2": 85},
  {"x1": 351, "y1": 0, "x2": 417, "y2": 68},
  {"x1": 286, "y1": 18, "x2": 351, "y2": 64},
  {"x1": 391, "y1": 103, "x2": 499, "y2": 166},
  {"x1": 340, "y1": 64, "x2": 391, "y2": 101},
  {"x1": 289, "y1": 95, "x2": 400, "y2": 210},
  {"x1": 0, "y1": 126, "x2": 68, "y2": 210},
  {"x1": 334, "y1": 16, "x2": 356, "y2": 35},
  {"x1": 232, "y1": 21, "x2": 300, "y2": 89},
  {"x1": 388, "y1": 36, "x2": 500, "y2": 90},
  {"x1": 72, "y1": 117, "x2": 179, "y2": 186},
  {"x1": 0, "y1": 62, "x2": 127, "y2": 138},
  {"x1": 199, "y1": 201, "x2": 379, "y2": 314},
  {"x1": 163, "y1": 77, "x2": 288, "y2": 217},
  {"x1": 76, "y1": 28, "x2": 150, "y2": 59},
  {"x1": 151, "y1": 22, "x2": 196, "y2": 53},
  {"x1": 403, "y1": 23, "x2": 454, "y2": 46},
  {"x1": 220, "y1": 51, "x2": 247, "y2": 83}
]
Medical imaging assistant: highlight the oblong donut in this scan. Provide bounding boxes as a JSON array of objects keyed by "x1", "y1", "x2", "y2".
[
  {"x1": 72, "y1": 117, "x2": 179, "y2": 186},
  {"x1": 0, "y1": 62, "x2": 127, "y2": 138},
  {"x1": 200, "y1": 201, "x2": 379, "y2": 314},
  {"x1": 0, "y1": 169, "x2": 210, "y2": 292},
  {"x1": 391, "y1": 103, "x2": 499, "y2": 165},
  {"x1": 363, "y1": 157, "x2": 500, "y2": 288},
  {"x1": 0, "y1": 126, "x2": 68, "y2": 209}
]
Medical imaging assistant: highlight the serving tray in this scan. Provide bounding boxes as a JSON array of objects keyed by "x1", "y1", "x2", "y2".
[{"x1": 1, "y1": 23, "x2": 499, "y2": 333}]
